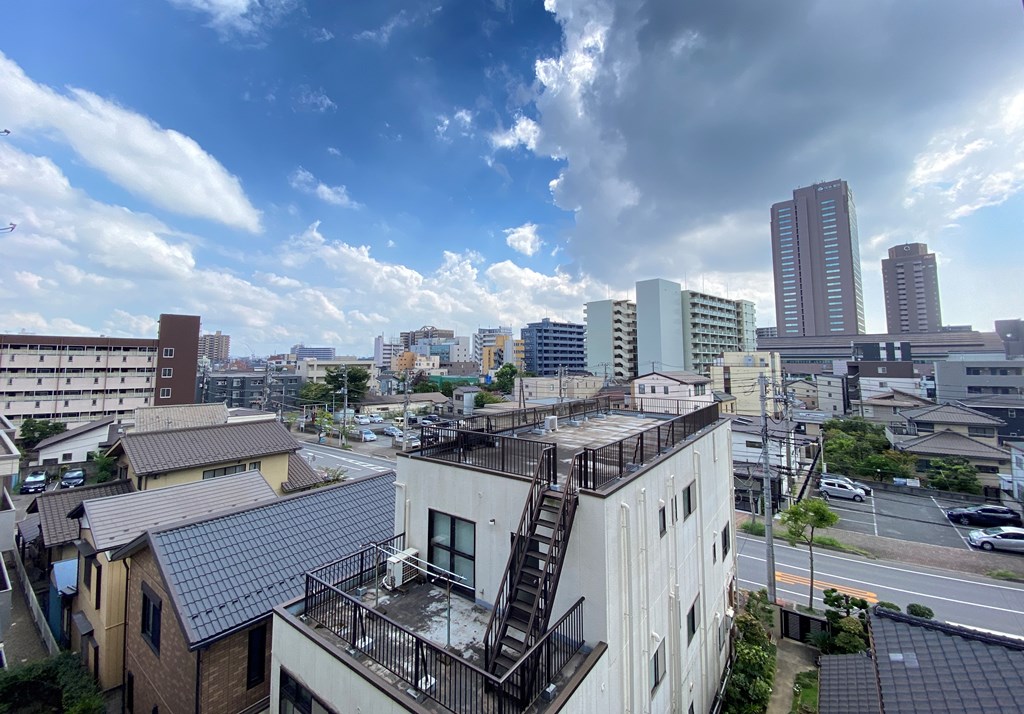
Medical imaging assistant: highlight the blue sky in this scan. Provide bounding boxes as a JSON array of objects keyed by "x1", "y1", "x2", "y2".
[{"x1": 2, "y1": 1, "x2": 1023, "y2": 355}]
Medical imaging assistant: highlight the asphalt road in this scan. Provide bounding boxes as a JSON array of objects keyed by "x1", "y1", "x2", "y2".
[
  {"x1": 298, "y1": 445, "x2": 397, "y2": 480},
  {"x1": 736, "y1": 533, "x2": 1024, "y2": 637}
]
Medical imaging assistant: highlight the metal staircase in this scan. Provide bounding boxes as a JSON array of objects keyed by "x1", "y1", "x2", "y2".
[{"x1": 484, "y1": 450, "x2": 580, "y2": 677}]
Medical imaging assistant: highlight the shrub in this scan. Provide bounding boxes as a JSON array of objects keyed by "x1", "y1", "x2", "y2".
[
  {"x1": 740, "y1": 520, "x2": 766, "y2": 536},
  {"x1": 876, "y1": 601, "x2": 901, "y2": 612},
  {"x1": 0, "y1": 652, "x2": 103, "y2": 714},
  {"x1": 907, "y1": 603, "x2": 934, "y2": 619}
]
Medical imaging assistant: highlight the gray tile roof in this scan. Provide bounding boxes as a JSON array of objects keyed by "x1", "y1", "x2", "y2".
[
  {"x1": 131, "y1": 471, "x2": 395, "y2": 648},
  {"x1": 819, "y1": 654, "x2": 880, "y2": 714},
  {"x1": 871, "y1": 609, "x2": 1024, "y2": 713},
  {"x1": 639, "y1": 370, "x2": 712, "y2": 385},
  {"x1": 27, "y1": 480, "x2": 134, "y2": 548},
  {"x1": 35, "y1": 416, "x2": 116, "y2": 451},
  {"x1": 281, "y1": 452, "x2": 328, "y2": 493},
  {"x1": 900, "y1": 403, "x2": 1004, "y2": 427},
  {"x1": 118, "y1": 420, "x2": 301, "y2": 476},
  {"x1": 78, "y1": 471, "x2": 277, "y2": 551},
  {"x1": 132, "y1": 403, "x2": 229, "y2": 432},
  {"x1": 896, "y1": 430, "x2": 1011, "y2": 461}
]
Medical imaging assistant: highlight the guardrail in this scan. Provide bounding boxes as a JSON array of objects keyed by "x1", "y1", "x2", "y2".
[{"x1": 417, "y1": 428, "x2": 557, "y2": 481}]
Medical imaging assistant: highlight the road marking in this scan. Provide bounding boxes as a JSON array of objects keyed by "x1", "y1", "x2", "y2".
[
  {"x1": 870, "y1": 493, "x2": 879, "y2": 536},
  {"x1": 831, "y1": 516, "x2": 878, "y2": 527},
  {"x1": 774, "y1": 571, "x2": 878, "y2": 603},
  {"x1": 930, "y1": 496, "x2": 972, "y2": 550},
  {"x1": 736, "y1": 534, "x2": 1024, "y2": 593}
]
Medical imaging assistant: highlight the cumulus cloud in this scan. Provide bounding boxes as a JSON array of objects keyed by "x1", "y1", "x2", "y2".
[
  {"x1": 0, "y1": 52, "x2": 261, "y2": 232},
  {"x1": 504, "y1": 223, "x2": 543, "y2": 256},
  {"x1": 288, "y1": 167, "x2": 361, "y2": 208},
  {"x1": 490, "y1": 115, "x2": 541, "y2": 152}
]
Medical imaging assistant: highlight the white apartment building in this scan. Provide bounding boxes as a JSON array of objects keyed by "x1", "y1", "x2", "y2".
[
  {"x1": 473, "y1": 327, "x2": 515, "y2": 368},
  {"x1": 373, "y1": 335, "x2": 403, "y2": 370},
  {"x1": 584, "y1": 299, "x2": 637, "y2": 380},
  {"x1": 709, "y1": 352, "x2": 783, "y2": 416},
  {"x1": 270, "y1": 398, "x2": 736, "y2": 714},
  {"x1": 637, "y1": 279, "x2": 686, "y2": 375},
  {"x1": 514, "y1": 376, "x2": 605, "y2": 403},
  {"x1": 295, "y1": 356, "x2": 380, "y2": 392}
]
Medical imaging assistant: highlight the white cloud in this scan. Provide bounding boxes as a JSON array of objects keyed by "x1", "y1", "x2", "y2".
[
  {"x1": 167, "y1": 0, "x2": 299, "y2": 38},
  {"x1": 454, "y1": 109, "x2": 474, "y2": 131},
  {"x1": 255, "y1": 272, "x2": 304, "y2": 288},
  {"x1": 435, "y1": 115, "x2": 451, "y2": 142},
  {"x1": 490, "y1": 115, "x2": 541, "y2": 152},
  {"x1": 353, "y1": 11, "x2": 410, "y2": 45},
  {"x1": 326, "y1": 146, "x2": 342, "y2": 156},
  {"x1": 504, "y1": 223, "x2": 543, "y2": 256},
  {"x1": 288, "y1": 167, "x2": 361, "y2": 208},
  {"x1": 310, "y1": 27, "x2": 334, "y2": 43},
  {"x1": 295, "y1": 85, "x2": 337, "y2": 113},
  {"x1": 0, "y1": 52, "x2": 261, "y2": 232}
]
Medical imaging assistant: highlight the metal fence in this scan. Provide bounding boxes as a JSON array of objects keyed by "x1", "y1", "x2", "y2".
[
  {"x1": 459, "y1": 397, "x2": 612, "y2": 434},
  {"x1": 576, "y1": 402, "x2": 720, "y2": 490},
  {"x1": 779, "y1": 608, "x2": 830, "y2": 643},
  {"x1": 623, "y1": 396, "x2": 715, "y2": 416},
  {"x1": 306, "y1": 534, "x2": 406, "y2": 593},
  {"x1": 418, "y1": 428, "x2": 558, "y2": 481}
]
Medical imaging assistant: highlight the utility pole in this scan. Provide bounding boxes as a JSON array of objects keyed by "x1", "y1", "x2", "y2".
[
  {"x1": 341, "y1": 364, "x2": 349, "y2": 448},
  {"x1": 401, "y1": 369, "x2": 411, "y2": 450},
  {"x1": 759, "y1": 373, "x2": 778, "y2": 603}
]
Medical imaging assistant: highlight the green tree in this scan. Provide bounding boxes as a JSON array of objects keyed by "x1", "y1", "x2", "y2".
[
  {"x1": 494, "y1": 363, "x2": 518, "y2": 393},
  {"x1": 780, "y1": 498, "x2": 840, "y2": 611},
  {"x1": 90, "y1": 450, "x2": 117, "y2": 483},
  {"x1": 324, "y1": 366, "x2": 370, "y2": 405},
  {"x1": 474, "y1": 391, "x2": 505, "y2": 408},
  {"x1": 927, "y1": 457, "x2": 982, "y2": 495},
  {"x1": 298, "y1": 381, "x2": 332, "y2": 406},
  {"x1": 906, "y1": 603, "x2": 934, "y2": 619},
  {"x1": 18, "y1": 418, "x2": 67, "y2": 450}
]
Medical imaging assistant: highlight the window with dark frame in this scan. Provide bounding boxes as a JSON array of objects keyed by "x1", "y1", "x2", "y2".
[
  {"x1": 722, "y1": 523, "x2": 731, "y2": 558},
  {"x1": 126, "y1": 672, "x2": 134, "y2": 713},
  {"x1": 280, "y1": 669, "x2": 336, "y2": 713},
  {"x1": 659, "y1": 506, "x2": 667, "y2": 536},
  {"x1": 428, "y1": 510, "x2": 476, "y2": 591},
  {"x1": 682, "y1": 481, "x2": 696, "y2": 519},
  {"x1": 94, "y1": 563, "x2": 102, "y2": 610},
  {"x1": 141, "y1": 585, "x2": 161, "y2": 654},
  {"x1": 247, "y1": 623, "x2": 267, "y2": 688},
  {"x1": 650, "y1": 639, "x2": 666, "y2": 693},
  {"x1": 687, "y1": 594, "x2": 700, "y2": 644}
]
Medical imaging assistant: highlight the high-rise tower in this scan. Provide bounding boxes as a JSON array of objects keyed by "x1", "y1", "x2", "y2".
[
  {"x1": 882, "y1": 243, "x2": 942, "y2": 333},
  {"x1": 771, "y1": 180, "x2": 865, "y2": 336}
]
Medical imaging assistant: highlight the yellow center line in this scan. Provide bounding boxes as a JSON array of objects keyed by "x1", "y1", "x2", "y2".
[{"x1": 775, "y1": 571, "x2": 878, "y2": 603}]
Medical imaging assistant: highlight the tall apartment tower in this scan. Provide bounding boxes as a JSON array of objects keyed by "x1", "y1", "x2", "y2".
[
  {"x1": 521, "y1": 318, "x2": 587, "y2": 377},
  {"x1": 584, "y1": 299, "x2": 637, "y2": 381},
  {"x1": 882, "y1": 243, "x2": 942, "y2": 334},
  {"x1": 681, "y1": 291, "x2": 757, "y2": 374},
  {"x1": 636, "y1": 278, "x2": 685, "y2": 373},
  {"x1": 197, "y1": 330, "x2": 230, "y2": 363},
  {"x1": 771, "y1": 180, "x2": 865, "y2": 336}
]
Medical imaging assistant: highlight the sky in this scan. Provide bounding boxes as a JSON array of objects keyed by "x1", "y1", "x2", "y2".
[{"x1": 1, "y1": 1, "x2": 1023, "y2": 357}]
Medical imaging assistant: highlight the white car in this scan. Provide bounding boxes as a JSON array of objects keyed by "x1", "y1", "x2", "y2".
[
  {"x1": 354, "y1": 415, "x2": 371, "y2": 425},
  {"x1": 968, "y1": 526, "x2": 1024, "y2": 553},
  {"x1": 369, "y1": 414, "x2": 384, "y2": 423},
  {"x1": 358, "y1": 428, "x2": 377, "y2": 442},
  {"x1": 819, "y1": 478, "x2": 866, "y2": 502}
]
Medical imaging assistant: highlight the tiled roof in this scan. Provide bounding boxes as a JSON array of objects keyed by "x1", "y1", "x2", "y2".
[
  {"x1": 27, "y1": 480, "x2": 134, "y2": 548},
  {"x1": 957, "y1": 394, "x2": 1024, "y2": 409},
  {"x1": 860, "y1": 390, "x2": 933, "y2": 408},
  {"x1": 78, "y1": 471, "x2": 277, "y2": 551},
  {"x1": 35, "y1": 416, "x2": 116, "y2": 451},
  {"x1": 118, "y1": 420, "x2": 301, "y2": 476},
  {"x1": 132, "y1": 403, "x2": 229, "y2": 433},
  {"x1": 819, "y1": 654, "x2": 880, "y2": 714},
  {"x1": 899, "y1": 403, "x2": 1004, "y2": 427},
  {"x1": 122, "y1": 472, "x2": 395, "y2": 647},
  {"x1": 639, "y1": 370, "x2": 712, "y2": 385},
  {"x1": 896, "y1": 430, "x2": 1011, "y2": 461},
  {"x1": 281, "y1": 452, "x2": 328, "y2": 493},
  {"x1": 872, "y1": 609, "x2": 1024, "y2": 713}
]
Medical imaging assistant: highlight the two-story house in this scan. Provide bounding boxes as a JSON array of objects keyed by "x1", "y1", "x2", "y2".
[
  {"x1": 106, "y1": 419, "x2": 323, "y2": 494},
  {"x1": 66, "y1": 471, "x2": 277, "y2": 690},
  {"x1": 631, "y1": 370, "x2": 714, "y2": 414}
]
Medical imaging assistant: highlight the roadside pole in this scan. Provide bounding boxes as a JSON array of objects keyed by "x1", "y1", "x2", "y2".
[{"x1": 760, "y1": 373, "x2": 778, "y2": 604}]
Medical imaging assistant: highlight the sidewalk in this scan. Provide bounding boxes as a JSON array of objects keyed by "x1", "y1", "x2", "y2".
[
  {"x1": 768, "y1": 638, "x2": 817, "y2": 714},
  {"x1": 4, "y1": 554, "x2": 48, "y2": 666}
]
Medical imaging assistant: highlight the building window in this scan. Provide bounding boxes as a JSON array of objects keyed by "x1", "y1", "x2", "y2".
[
  {"x1": 203, "y1": 464, "x2": 247, "y2": 480},
  {"x1": 687, "y1": 594, "x2": 700, "y2": 644},
  {"x1": 745, "y1": 440, "x2": 761, "y2": 449},
  {"x1": 682, "y1": 481, "x2": 696, "y2": 519},
  {"x1": 162, "y1": 348, "x2": 174, "y2": 358},
  {"x1": 663, "y1": 386, "x2": 669, "y2": 395},
  {"x1": 83, "y1": 555, "x2": 93, "y2": 589},
  {"x1": 62, "y1": 452, "x2": 73, "y2": 462},
  {"x1": 638, "y1": 384, "x2": 645, "y2": 395},
  {"x1": 247, "y1": 623, "x2": 267, "y2": 688},
  {"x1": 428, "y1": 510, "x2": 475, "y2": 591},
  {"x1": 126, "y1": 672, "x2": 134, "y2": 713},
  {"x1": 161, "y1": 368, "x2": 173, "y2": 378},
  {"x1": 671, "y1": 496, "x2": 678, "y2": 523},
  {"x1": 95, "y1": 564, "x2": 103, "y2": 610},
  {"x1": 280, "y1": 669, "x2": 335, "y2": 714},
  {"x1": 141, "y1": 585, "x2": 161, "y2": 654},
  {"x1": 249, "y1": 461, "x2": 262, "y2": 471},
  {"x1": 650, "y1": 639, "x2": 666, "y2": 693},
  {"x1": 722, "y1": 523, "x2": 731, "y2": 558},
  {"x1": 712, "y1": 542, "x2": 717, "y2": 563},
  {"x1": 159, "y1": 388, "x2": 171, "y2": 399},
  {"x1": 659, "y1": 506, "x2": 667, "y2": 536}
]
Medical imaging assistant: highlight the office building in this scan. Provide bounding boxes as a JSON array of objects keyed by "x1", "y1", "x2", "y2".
[
  {"x1": 756, "y1": 326, "x2": 777, "y2": 340},
  {"x1": 771, "y1": 179, "x2": 865, "y2": 336},
  {"x1": 521, "y1": 318, "x2": 586, "y2": 377},
  {"x1": 400, "y1": 325, "x2": 455, "y2": 351},
  {"x1": 882, "y1": 243, "x2": 942, "y2": 333},
  {"x1": 291, "y1": 344, "x2": 336, "y2": 361},
  {"x1": 681, "y1": 291, "x2": 756, "y2": 374},
  {"x1": 0, "y1": 314, "x2": 200, "y2": 433},
  {"x1": 197, "y1": 330, "x2": 230, "y2": 363},
  {"x1": 934, "y1": 355, "x2": 1024, "y2": 403},
  {"x1": 636, "y1": 278, "x2": 685, "y2": 373},
  {"x1": 584, "y1": 299, "x2": 637, "y2": 380}
]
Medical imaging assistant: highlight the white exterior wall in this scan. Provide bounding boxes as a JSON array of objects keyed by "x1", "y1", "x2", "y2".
[
  {"x1": 731, "y1": 430, "x2": 799, "y2": 472},
  {"x1": 631, "y1": 374, "x2": 713, "y2": 406},
  {"x1": 858, "y1": 376, "x2": 922, "y2": 400},
  {"x1": 816, "y1": 375, "x2": 845, "y2": 415},
  {"x1": 36, "y1": 426, "x2": 109, "y2": 466},
  {"x1": 636, "y1": 279, "x2": 684, "y2": 374}
]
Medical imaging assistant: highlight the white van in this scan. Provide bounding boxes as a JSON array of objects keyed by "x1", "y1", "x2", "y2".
[{"x1": 819, "y1": 478, "x2": 866, "y2": 502}]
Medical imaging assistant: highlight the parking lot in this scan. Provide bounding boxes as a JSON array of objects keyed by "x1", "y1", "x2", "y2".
[{"x1": 819, "y1": 486, "x2": 1008, "y2": 552}]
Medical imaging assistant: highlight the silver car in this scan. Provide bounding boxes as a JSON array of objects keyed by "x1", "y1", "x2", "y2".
[
  {"x1": 968, "y1": 526, "x2": 1024, "y2": 553},
  {"x1": 819, "y1": 478, "x2": 866, "y2": 502}
]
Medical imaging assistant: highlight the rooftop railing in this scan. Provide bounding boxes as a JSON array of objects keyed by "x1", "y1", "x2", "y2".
[
  {"x1": 417, "y1": 427, "x2": 558, "y2": 481},
  {"x1": 458, "y1": 396, "x2": 612, "y2": 434}
]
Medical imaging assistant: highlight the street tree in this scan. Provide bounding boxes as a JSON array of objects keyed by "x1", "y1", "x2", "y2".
[
  {"x1": 298, "y1": 381, "x2": 332, "y2": 406},
  {"x1": 494, "y1": 363, "x2": 518, "y2": 393},
  {"x1": 324, "y1": 366, "x2": 370, "y2": 405},
  {"x1": 475, "y1": 391, "x2": 505, "y2": 408},
  {"x1": 927, "y1": 457, "x2": 982, "y2": 495},
  {"x1": 780, "y1": 498, "x2": 839, "y2": 611},
  {"x1": 18, "y1": 418, "x2": 67, "y2": 450}
]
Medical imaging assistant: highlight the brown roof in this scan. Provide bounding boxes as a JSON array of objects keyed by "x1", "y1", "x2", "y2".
[
  {"x1": 281, "y1": 452, "x2": 329, "y2": 493},
  {"x1": 896, "y1": 430, "x2": 1011, "y2": 461},
  {"x1": 76, "y1": 471, "x2": 277, "y2": 551},
  {"x1": 26, "y1": 480, "x2": 135, "y2": 548},
  {"x1": 35, "y1": 416, "x2": 117, "y2": 451},
  {"x1": 116, "y1": 420, "x2": 301, "y2": 476},
  {"x1": 132, "y1": 403, "x2": 228, "y2": 433}
]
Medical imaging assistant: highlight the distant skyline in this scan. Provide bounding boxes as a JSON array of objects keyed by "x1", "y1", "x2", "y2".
[{"x1": 2, "y1": 2, "x2": 1023, "y2": 353}]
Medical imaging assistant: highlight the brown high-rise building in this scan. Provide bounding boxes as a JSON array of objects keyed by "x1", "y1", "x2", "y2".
[
  {"x1": 882, "y1": 243, "x2": 942, "y2": 334},
  {"x1": 198, "y1": 330, "x2": 231, "y2": 363},
  {"x1": 771, "y1": 180, "x2": 865, "y2": 337}
]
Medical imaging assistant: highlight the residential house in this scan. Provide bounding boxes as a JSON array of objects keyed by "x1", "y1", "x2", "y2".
[
  {"x1": 1008, "y1": 441, "x2": 1024, "y2": 499},
  {"x1": 112, "y1": 473, "x2": 394, "y2": 714},
  {"x1": 132, "y1": 402, "x2": 229, "y2": 433},
  {"x1": 514, "y1": 376, "x2": 604, "y2": 402},
  {"x1": 713, "y1": 391, "x2": 737, "y2": 414},
  {"x1": 889, "y1": 403, "x2": 1004, "y2": 447},
  {"x1": 34, "y1": 416, "x2": 116, "y2": 470},
  {"x1": 850, "y1": 390, "x2": 933, "y2": 425},
  {"x1": 269, "y1": 398, "x2": 735, "y2": 713},
  {"x1": 631, "y1": 371, "x2": 714, "y2": 415},
  {"x1": 356, "y1": 392, "x2": 448, "y2": 418},
  {"x1": 67, "y1": 472, "x2": 277, "y2": 690},
  {"x1": 726, "y1": 415, "x2": 810, "y2": 476},
  {"x1": 818, "y1": 608, "x2": 1024, "y2": 713},
  {"x1": 784, "y1": 379, "x2": 818, "y2": 411},
  {"x1": 106, "y1": 420, "x2": 319, "y2": 494},
  {"x1": 956, "y1": 394, "x2": 1024, "y2": 444}
]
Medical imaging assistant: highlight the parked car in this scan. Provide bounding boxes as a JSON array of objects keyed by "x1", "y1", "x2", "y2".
[
  {"x1": 815, "y1": 474, "x2": 872, "y2": 496},
  {"x1": 382, "y1": 425, "x2": 403, "y2": 438},
  {"x1": 402, "y1": 436, "x2": 421, "y2": 449},
  {"x1": 358, "y1": 428, "x2": 377, "y2": 442},
  {"x1": 420, "y1": 415, "x2": 440, "y2": 424},
  {"x1": 819, "y1": 478, "x2": 866, "y2": 502},
  {"x1": 369, "y1": 414, "x2": 384, "y2": 423},
  {"x1": 945, "y1": 505, "x2": 1023, "y2": 528},
  {"x1": 59, "y1": 469, "x2": 87, "y2": 489},
  {"x1": 967, "y1": 526, "x2": 1024, "y2": 553},
  {"x1": 354, "y1": 415, "x2": 372, "y2": 425},
  {"x1": 20, "y1": 470, "x2": 48, "y2": 494}
]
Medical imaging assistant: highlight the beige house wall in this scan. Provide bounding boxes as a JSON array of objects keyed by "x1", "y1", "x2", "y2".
[{"x1": 126, "y1": 452, "x2": 291, "y2": 494}]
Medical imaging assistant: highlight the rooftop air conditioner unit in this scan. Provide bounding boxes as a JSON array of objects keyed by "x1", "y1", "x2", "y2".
[
  {"x1": 386, "y1": 548, "x2": 419, "y2": 589},
  {"x1": 544, "y1": 416, "x2": 558, "y2": 432}
]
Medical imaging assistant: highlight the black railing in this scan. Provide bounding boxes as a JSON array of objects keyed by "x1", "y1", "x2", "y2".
[
  {"x1": 418, "y1": 428, "x2": 558, "y2": 481},
  {"x1": 576, "y1": 402, "x2": 720, "y2": 490},
  {"x1": 307, "y1": 534, "x2": 406, "y2": 591},
  {"x1": 303, "y1": 567, "x2": 586, "y2": 714},
  {"x1": 458, "y1": 397, "x2": 612, "y2": 434},
  {"x1": 624, "y1": 396, "x2": 714, "y2": 416}
]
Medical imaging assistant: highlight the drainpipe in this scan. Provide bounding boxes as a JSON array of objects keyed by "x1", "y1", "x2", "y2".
[
  {"x1": 121, "y1": 559, "x2": 130, "y2": 714},
  {"x1": 194, "y1": 648, "x2": 202, "y2": 714},
  {"x1": 694, "y1": 451, "x2": 710, "y2": 712},
  {"x1": 637, "y1": 487, "x2": 650, "y2": 714},
  {"x1": 667, "y1": 475, "x2": 682, "y2": 712},
  {"x1": 620, "y1": 502, "x2": 633, "y2": 714}
]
